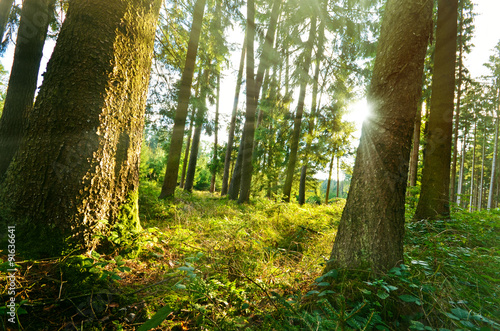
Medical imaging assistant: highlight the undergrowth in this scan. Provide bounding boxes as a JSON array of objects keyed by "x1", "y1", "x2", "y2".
[{"x1": 0, "y1": 180, "x2": 499, "y2": 330}]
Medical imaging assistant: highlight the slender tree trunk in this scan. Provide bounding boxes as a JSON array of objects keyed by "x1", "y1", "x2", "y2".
[
  {"x1": 478, "y1": 127, "x2": 486, "y2": 210},
  {"x1": 230, "y1": 0, "x2": 281, "y2": 202},
  {"x1": 184, "y1": 67, "x2": 210, "y2": 192},
  {"x1": 180, "y1": 108, "x2": 195, "y2": 188},
  {"x1": 325, "y1": 153, "x2": 334, "y2": 204},
  {"x1": 0, "y1": 0, "x2": 55, "y2": 180},
  {"x1": 0, "y1": 0, "x2": 14, "y2": 41},
  {"x1": 299, "y1": 1, "x2": 326, "y2": 205},
  {"x1": 325, "y1": 0, "x2": 432, "y2": 273},
  {"x1": 336, "y1": 156, "x2": 340, "y2": 198},
  {"x1": 409, "y1": 102, "x2": 422, "y2": 187},
  {"x1": 488, "y1": 113, "x2": 499, "y2": 210},
  {"x1": 0, "y1": 0, "x2": 161, "y2": 257},
  {"x1": 414, "y1": 0, "x2": 458, "y2": 220},
  {"x1": 282, "y1": 15, "x2": 317, "y2": 202},
  {"x1": 457, "y1": 131, "x2": 468, "y2": 206},
  {"x1": 221, "y1": 39, "x2": 245, "y2": 196},
  {"x1": 450, "y1": 1, "x2": 465, "y2": 203},
  {"x1": 469, "y1": 120, "x2": 477, "y2": 212},
  {"x1": 210, "y1": 73, "x2": 220, "y2": 193},
  {"x1": 159, "y1": 0, "x2": 206, "y2": 199}
]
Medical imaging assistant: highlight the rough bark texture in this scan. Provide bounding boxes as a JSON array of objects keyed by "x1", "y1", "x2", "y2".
[
  {"x1": 0, "y1": 0, "x2": 14, "y2": 41},
  {"x1": 159, "y1": 0, "x2": 206, "y2": 199},
  {"x1": 326, "y1": 0, "x2": 432, "y2": 273},
  {"x1": 414, "y1": 0, "x2": 458, "y2": 220},
  {"x1": 237, "y1": 0, "x2": 257, "y2": 203},
  {"x1": 0, "y1": 0, "x2": 161, "y2": 257},
  {"x1": 221, "y1": 40, "x2": 245, "y2": 196},
  {"x1": 282, "y1": 15, "x2": 316, "y2": 202},
  {"x1": 0, "y1": 0, "x2": 54, "y2": 180}
]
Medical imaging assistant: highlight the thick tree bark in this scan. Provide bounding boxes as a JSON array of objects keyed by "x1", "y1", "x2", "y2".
[
  {"x1": 325, "y1": 0, "x2": 432, "y2": 273},
  {"x1": 414, "y1": 0, "x2": 458, "y2": 220},
  {"x1": 221, "y1": 40, "x2": 245, "y2": 196},
  {"x1": 0, "y1": 0, "x2": 161, "y2": 257},
  {"x1": 159, "y1": 0, "x2": 206, "y2": 199},
  {"x1": 0, "y1": 0, "x2": 55, "y2": 180},
  {"x1": 450, "y1": 1, "x2": 465, "y2": 203},
  {"x1": 282, "y1": 15, "x2": 317, "y2": 202},
  {"x1": 0, "y1": 0, "x2": 14, "y2": 41}
]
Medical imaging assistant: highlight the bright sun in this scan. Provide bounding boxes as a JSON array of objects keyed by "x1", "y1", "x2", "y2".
[{"x1": 346, "y1": 98, "x2": 371, "y2": 129}]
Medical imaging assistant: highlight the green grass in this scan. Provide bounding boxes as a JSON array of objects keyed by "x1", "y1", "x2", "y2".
[{"x1": 1, "y1": 180, "x2": 499, "y2": 330}]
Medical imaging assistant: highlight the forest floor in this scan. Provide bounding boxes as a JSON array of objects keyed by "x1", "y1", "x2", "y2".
[{"x1": 1, "y1": 180, "x2": 500, "y2": 330}]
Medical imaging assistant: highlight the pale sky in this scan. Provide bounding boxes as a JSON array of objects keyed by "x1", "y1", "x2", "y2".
[{"x1": 465, "y1": 0, "x2": 500, "y2": 80}]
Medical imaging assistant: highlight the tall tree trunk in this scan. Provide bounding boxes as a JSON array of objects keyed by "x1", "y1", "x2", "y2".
[
  {"x1": 237, "y1": 0, "x2": 257, "y2": 203},
  {"x1": 0, "y1": 0, "x2": 161, "y2": 257},
  {"x1": 408, "y1": 102, "x2": 422, "y2": 187},
  {"x1": 450, "y1": 0, "x2": 465, "y2": 203},
  {"x1": 0, "y1": 0, "x2": 55, "y2": 180},
  {"x1": 299, "y1": 0, "x2": 326, "y2": 205},
  {"x1": 325, "y1": 153, "x2": 334, "y2": 204},
  {"x1": 221, "y1": 39, "x2": 245, "y2": 196},
  {"x1": 282, "y1": 15, "x2": 317, "y2": 202},
  {"x1": 414, "y1": 0, "x2": 458, "y2": 220},
  {"x1": 478, "y1": 127, "x2": 486, "y2": 210},
  {"x1": 456, "y1": 130, "x2": 468, "y2": 206},
  {"x1": 469, "y1": 120, "x2": 477, "y2": 212},
  {"x1": 184, "y1": 67, "x2": 210, "y2": 192},
  {"x1": 488, "y1": 112, "x2": 499, "y2": 210},
  {"x1": 325, "y1": 0, "x2": 432, "y2": 273},
  {"x1": 229, "y1": 0, "x2": 281, "y2": 202},
  {"x1": 210, "y1": 73, "x2": 220, "y2": 193},
  {"x1": 0, "y1": 0, "x2": 14, "y2": 41},
  {"x1": 180, "y1": 108, "x2": 195, "y2": 188},
  {"x1": 336, "y1": 156, "x2": 340, "y2": 198},
  {"x1": 159, "y1": 0, "x2": 206, "y2": 199}
]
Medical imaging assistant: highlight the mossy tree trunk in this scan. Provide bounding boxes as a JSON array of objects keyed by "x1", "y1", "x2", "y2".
[
  {"x1": 414, "y1": 0, "x2": 458, "y2": 220},
  {"x1": 325, "y1": 0, "x2": 432, "y2": 273},
  {"x1": 0, "y1": 0, "x2": 161, "y2": 257},
  {"x1": 159, "y1": 0, "x2": 206, "y2": 199},
  {"x1": 0, "y1": 0, "x2": 55, "y2": 180}
]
